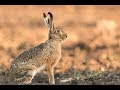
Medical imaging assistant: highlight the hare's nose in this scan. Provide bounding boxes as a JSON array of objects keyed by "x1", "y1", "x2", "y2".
[{"x1": 65, "y1": 34, "x2": 67, "y2": 38}]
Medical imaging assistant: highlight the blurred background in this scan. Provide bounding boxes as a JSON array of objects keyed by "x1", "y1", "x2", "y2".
[{"x1": 0, "y1": 5, "x2": 120, "y2": 74}]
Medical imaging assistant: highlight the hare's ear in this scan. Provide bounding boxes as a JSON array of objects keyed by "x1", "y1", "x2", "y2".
[{"x1": 43, "y1": 12, "x2": 54, "y2": 30}]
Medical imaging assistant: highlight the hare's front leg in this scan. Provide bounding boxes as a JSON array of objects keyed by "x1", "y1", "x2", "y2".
[{"x1": 47, "y1": 65, "x2": 55, "y2": 85}]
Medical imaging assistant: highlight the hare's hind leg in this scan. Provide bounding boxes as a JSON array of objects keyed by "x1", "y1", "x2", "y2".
[
  {"x1": 11, "y1": 65, "x2": 37, "y2": 84},
  {"x1": 47, "y1": 64, "x2": 55, "y2": 85}
]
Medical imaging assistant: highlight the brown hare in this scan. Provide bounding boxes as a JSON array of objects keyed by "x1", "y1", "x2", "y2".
[{"x1": 8, "y1": 12, "x2": 67, "y2": 85}]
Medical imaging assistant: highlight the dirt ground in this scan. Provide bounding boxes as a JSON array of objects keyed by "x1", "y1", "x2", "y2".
[{"x1": 0, "y1": 5, "x2": 120, "y2": 85}]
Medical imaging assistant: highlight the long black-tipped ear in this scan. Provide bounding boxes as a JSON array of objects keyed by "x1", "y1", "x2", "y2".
[
  {"x1": 48, "y1": 12, "x2": 53, "y2": 21},
  {"x1": 43, "y1": 12, "x2": 54, "y2": 30},
  {"x1": 43, "y1": 12, "x2": 50, "y2": 28},
  {"x1": 43, "y1": 13, "x2": 47, "y2": 18}
]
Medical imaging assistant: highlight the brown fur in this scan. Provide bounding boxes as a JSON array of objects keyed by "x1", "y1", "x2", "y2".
[{"x1": 8, "y1": 12, "x2": 67, "y2": 84}]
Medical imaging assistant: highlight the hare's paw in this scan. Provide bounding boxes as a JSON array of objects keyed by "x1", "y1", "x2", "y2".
[
  {"x1": 15, "y1": 75, "x2": 32, "y2": 84},
  {"x1": 49, "y1": 80, "x2": 55, "y2": 85}
]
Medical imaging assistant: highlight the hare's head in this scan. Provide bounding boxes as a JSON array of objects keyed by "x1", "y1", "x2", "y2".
[{"x1": 43, "y1": 12, "x2": 67, "y2": 42}]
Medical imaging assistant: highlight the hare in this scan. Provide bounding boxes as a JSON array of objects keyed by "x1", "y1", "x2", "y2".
[{"x1": 8, "y1": 12, "x2": 67, "y2": 85}]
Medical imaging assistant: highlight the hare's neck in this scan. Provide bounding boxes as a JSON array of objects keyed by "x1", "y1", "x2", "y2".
[
  {"x1": 46, "y1": 40, "x2": 62, "y2": 58},
  {"x1": 46, "y1": 40, "x2": 62, "y2": 49},
  {"x1": 47, "y1": 39, "x2": 62, "y2": 45}
]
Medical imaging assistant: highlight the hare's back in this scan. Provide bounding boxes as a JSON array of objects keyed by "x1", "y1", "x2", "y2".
[{"x1": 10, "y1": 43, "x2": 46, "y2": 68}]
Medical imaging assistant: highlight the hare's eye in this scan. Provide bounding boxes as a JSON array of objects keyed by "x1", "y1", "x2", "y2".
[{"x1": 57, "y1": 30, "x2": 60, "y2": 32}]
